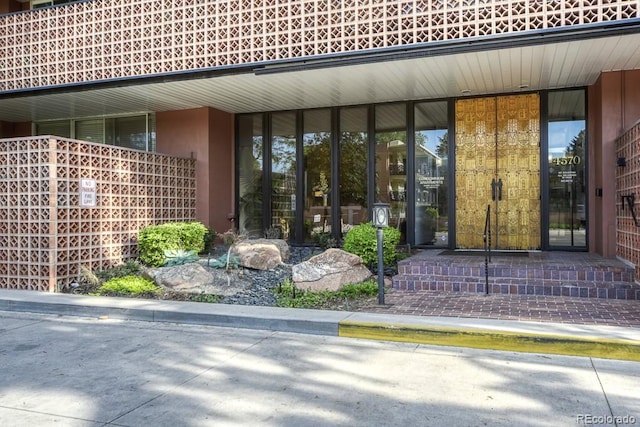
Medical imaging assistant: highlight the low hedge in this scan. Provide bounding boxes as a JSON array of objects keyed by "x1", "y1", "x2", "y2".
[
  {"x1": 343, "y1": 222, "x2": 401, "y2": 267},
  {"x1": 138, "y1": 221, "x2": 207, "y2": 267}
]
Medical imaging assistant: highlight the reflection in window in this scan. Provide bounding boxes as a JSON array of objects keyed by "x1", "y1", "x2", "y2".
[
  {"x1": 375, "y1": 104, "x2": 407, "y2": 244},
  {"x1": 238, "y1": 114, "x2": 264, "y2": 237},
  {"x1": 414, "y1": 101, "x2": 448, "y2": 246},
  {"x1": 339, "y1": 107, "x2": 368, "y2": 237},
  {"x1": 303, "y1": 109, "x2": 331, "y2": 243},
  {"x1": 271, "y1": 112, "x2": 297, "y2": 242},
  {"x1": 547, "y1": 90, "x2": 587, "y2": 248}
]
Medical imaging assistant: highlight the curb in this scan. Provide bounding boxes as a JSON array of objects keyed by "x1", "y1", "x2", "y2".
[
  {"x1": 2, "y1": 290, "x2": 639, "y2": 362},
  {"x1": 338, "y1": 321, "x2": 640, "y2": 362}
]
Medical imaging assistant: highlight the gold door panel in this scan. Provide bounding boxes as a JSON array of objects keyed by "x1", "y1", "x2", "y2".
[{"x1": 455, "y1": 94, "x2": 540, "y2": 250}]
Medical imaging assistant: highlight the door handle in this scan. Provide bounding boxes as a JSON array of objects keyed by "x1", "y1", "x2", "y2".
[
  {"x1": 497, "y1": 178, "x2": 503, "y2": 201},
  {"x1": 491, "y1": 178, "x2": 496, "y2": 201}
]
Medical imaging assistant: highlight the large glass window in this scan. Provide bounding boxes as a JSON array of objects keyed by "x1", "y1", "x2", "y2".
[
  {"x1": 547, "y1": 90, "x2": 587, "y2": 248},
  {"x1": 375, "y1": 104, "x2": 407, "y2": 244},
  {"x1": 303, "y1": 109, "x2": 332, "y2": 243},
  {"x1": 35, "y1": 115, "x2": 155, "y2": 151},
  {"x1": 106, "y1": 116, "x2": 148, "y2": 151},
  {"x1": 339, "y1": 107, "x2": 368, "y2": 237},
  {"x1": 237, "y1": 114, "x2": 264, "y2": 237},
  {"x1": 271, "y1": 112, "x2": 297, "y2": 242},
  {"x1": 35, "y1": 120, "x2": 71, "y2": 138},
  {"x1": 414, "y1": 101, "x2": 449, "y2": 247}
]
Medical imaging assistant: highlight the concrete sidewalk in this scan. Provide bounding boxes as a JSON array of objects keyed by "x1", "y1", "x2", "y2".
[{"x1": 1, "y1": 289, "x2": 639, "y2": 362}]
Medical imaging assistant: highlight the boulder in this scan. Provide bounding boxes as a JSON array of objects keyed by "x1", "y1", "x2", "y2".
[
  {"x1": 231, "y1": 239, "x2": 289, "y2": 270},
  {"x1": 292, "y1": 248, "x2": 372, "y2": 292},
  {"x1": 146, "y1": 263, "x2": 250, "y2": 295}
]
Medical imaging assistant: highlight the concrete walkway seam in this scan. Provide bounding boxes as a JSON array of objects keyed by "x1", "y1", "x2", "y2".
[{"x1": 338, "y1": 320, "x2": 640, "y2": 362}]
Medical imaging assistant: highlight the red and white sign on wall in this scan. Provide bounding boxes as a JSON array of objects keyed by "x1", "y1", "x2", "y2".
[{"x1": 80, "y1": 179, "x2": 97, "y2": 207}]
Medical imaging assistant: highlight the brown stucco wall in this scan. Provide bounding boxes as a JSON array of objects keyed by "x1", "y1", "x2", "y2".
[
  {"x1": 0, "y1": 1, "x2": 23, "y2": 14},
  {"x1": 0, "y1": 121, "x2": 31, "y2": 138},
  {"x1": 588, "y1": 70, "x2": 640, "y2": 258},
  {"x1": 156, "y1": 107, "x2": 234, "y2": 232},
  {"x1": 208, "y1": 107, "x2": 235, "y2": 232}
]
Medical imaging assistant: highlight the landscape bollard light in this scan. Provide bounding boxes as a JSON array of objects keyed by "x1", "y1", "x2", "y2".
[{"x1": 372, "y1": 203, "x2": 389, "y2": 305}]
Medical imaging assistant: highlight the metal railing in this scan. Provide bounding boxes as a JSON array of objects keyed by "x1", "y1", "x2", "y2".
[{"x1": 483, "y1": 204, "x2": 491, "y2": 295}]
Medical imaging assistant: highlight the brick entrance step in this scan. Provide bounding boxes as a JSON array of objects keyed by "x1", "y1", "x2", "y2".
[{"x1": 392, "y1": 250, "x2": 639, "y2": 300}]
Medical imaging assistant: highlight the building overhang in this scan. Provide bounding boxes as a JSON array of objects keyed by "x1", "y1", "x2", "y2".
[{"x1": 1, "y1": 23, "x2": 640, "y2": 122}]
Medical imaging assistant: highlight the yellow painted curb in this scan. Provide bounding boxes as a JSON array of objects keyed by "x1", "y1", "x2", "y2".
[{"x1": 338, "y1": 321, "x2": 640, "y2": 362}]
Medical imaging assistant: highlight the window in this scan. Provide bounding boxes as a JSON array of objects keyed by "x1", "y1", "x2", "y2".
[
  {"x1": 375, "y1": 103, "x2": 407, "y2": 244},
  {"x1": 414, "y1": 101, "x2": 449, "y2": 247},
  {"x1": 547, "y1": 90, "x2": 587, "y2": 248},
  {"x1": 30, "y1": 0, "x2": 77, "y2": 9},
  {"x1": 237, "y1": 114, "x2": 264, "y2": 237},
  {"x1": 34, "y1": 114, "x2": 155, "y2": 152}
]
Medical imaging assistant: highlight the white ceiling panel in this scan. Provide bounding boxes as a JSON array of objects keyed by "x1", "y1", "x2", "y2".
[{"x1": 1, "y1": 33, "x2": 640, "y2": 123}]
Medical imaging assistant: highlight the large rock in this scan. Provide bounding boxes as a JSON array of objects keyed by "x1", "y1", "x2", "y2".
[
  {"x1": 146, "y1": 263, "x2": 250, "y2": 295},
  {"x1": 292, "y1": 248, "x2": 372, "y2": 292},
  {"x1": 231, "y1": 239, "x2": 289, "y2": 270}
]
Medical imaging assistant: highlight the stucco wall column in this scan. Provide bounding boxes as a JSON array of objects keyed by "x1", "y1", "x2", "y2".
[{"x1": 156, "y1": 107, "x2": 234, "y2": 232}]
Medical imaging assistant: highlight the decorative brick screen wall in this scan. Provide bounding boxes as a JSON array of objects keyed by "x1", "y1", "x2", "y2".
[
  {"x1": 1, "y1": 0, "x2": 638, "y2": 92},
  {"x1": 616, "y1": 121, "x2": 640, "y2": 273},
  {"x1": 0, "y1": 136, "x2": 196, "y2": 292}
]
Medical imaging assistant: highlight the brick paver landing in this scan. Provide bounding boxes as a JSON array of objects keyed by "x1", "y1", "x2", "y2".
[{"x1": 361, "y1": 291, "x2": 640, "y2": 328}]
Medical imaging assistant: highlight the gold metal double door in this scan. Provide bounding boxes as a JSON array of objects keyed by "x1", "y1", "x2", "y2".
[{"x1": 455, "y1": 94, "x2": 541, "y2": 250}]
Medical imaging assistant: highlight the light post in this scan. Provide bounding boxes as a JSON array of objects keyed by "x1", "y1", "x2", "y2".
[{"x1": 372, "y1": 202, "x2": 389, "y2": 305}]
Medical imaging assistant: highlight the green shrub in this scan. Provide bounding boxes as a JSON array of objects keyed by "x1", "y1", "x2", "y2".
[
  {"x1": 96, "y1": 276, "x2": 159, "y2": 296},
  {"x1": 208, "y1": 253, "x2": 240, "y2": 269},
  {"x1": 343, "y1": 222, "x2": 401, "y2": 266},
  {"x1": 138, "y1": 222, "x2": 207, "y2": 267}
]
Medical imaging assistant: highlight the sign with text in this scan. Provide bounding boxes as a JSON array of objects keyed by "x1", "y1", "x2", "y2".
[{"x1": 80, "y1": 179, "x2": 97, "y2": 207}]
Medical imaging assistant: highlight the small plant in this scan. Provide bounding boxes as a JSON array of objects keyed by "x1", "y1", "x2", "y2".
[
  {"x1": 343, "y1": 222, "x2": 401, "y2": 267},
  {"x1": 164, "y1": 249, "x2": 199, "y2": 266},
  {"x1": 312, "y1": 231, "x2": 340, "y2": 250},
  {"x1": 208, "y1": 253, "x2": 240, "y2": 269},
  {"x1": 274, "y1": 279, "x2": 378, "y2": 309},
  {"x1": 221, "y1": 228, "x2": 243, "y2": 246},
  {"x1": 202, "y1": 227, "x2": 218, "y2": 254},
  {"x1": 78, "y1": 264, "x2": 100, "y2": 289},
  {"x1": 95, "y1": 260, "x2": 143, "y2": 282},
  {"x1": 96, "y1": 276, "x2": 159, "y2": 297}
]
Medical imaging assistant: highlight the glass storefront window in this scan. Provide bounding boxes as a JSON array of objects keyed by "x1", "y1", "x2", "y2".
[
  {"x1": 238, "y1": 114, "x2": 264, "y2": 237},
  {"x1": 339, "y1": 107, "x2": 368, "y2": 237},
  {"x1": 303, "y1": 109, "x2": 332, "y2": 243},
  {"x1": 414, "y1": 101, "x2": 448, "y2": 246},
  {"x1": 375, "y1": 104, "x2": 407, "y2": 244},
  {"x1": 271, "y1": 112, "x2": 297, "y2": 242},
  {"x1": 547, "y1": 90, "x2": 587, "y2": 248}
]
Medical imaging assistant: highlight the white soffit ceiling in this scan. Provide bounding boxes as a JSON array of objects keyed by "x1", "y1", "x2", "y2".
[{"x1": 2, "y1": 34, "x2": 640, "y2": 122}]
